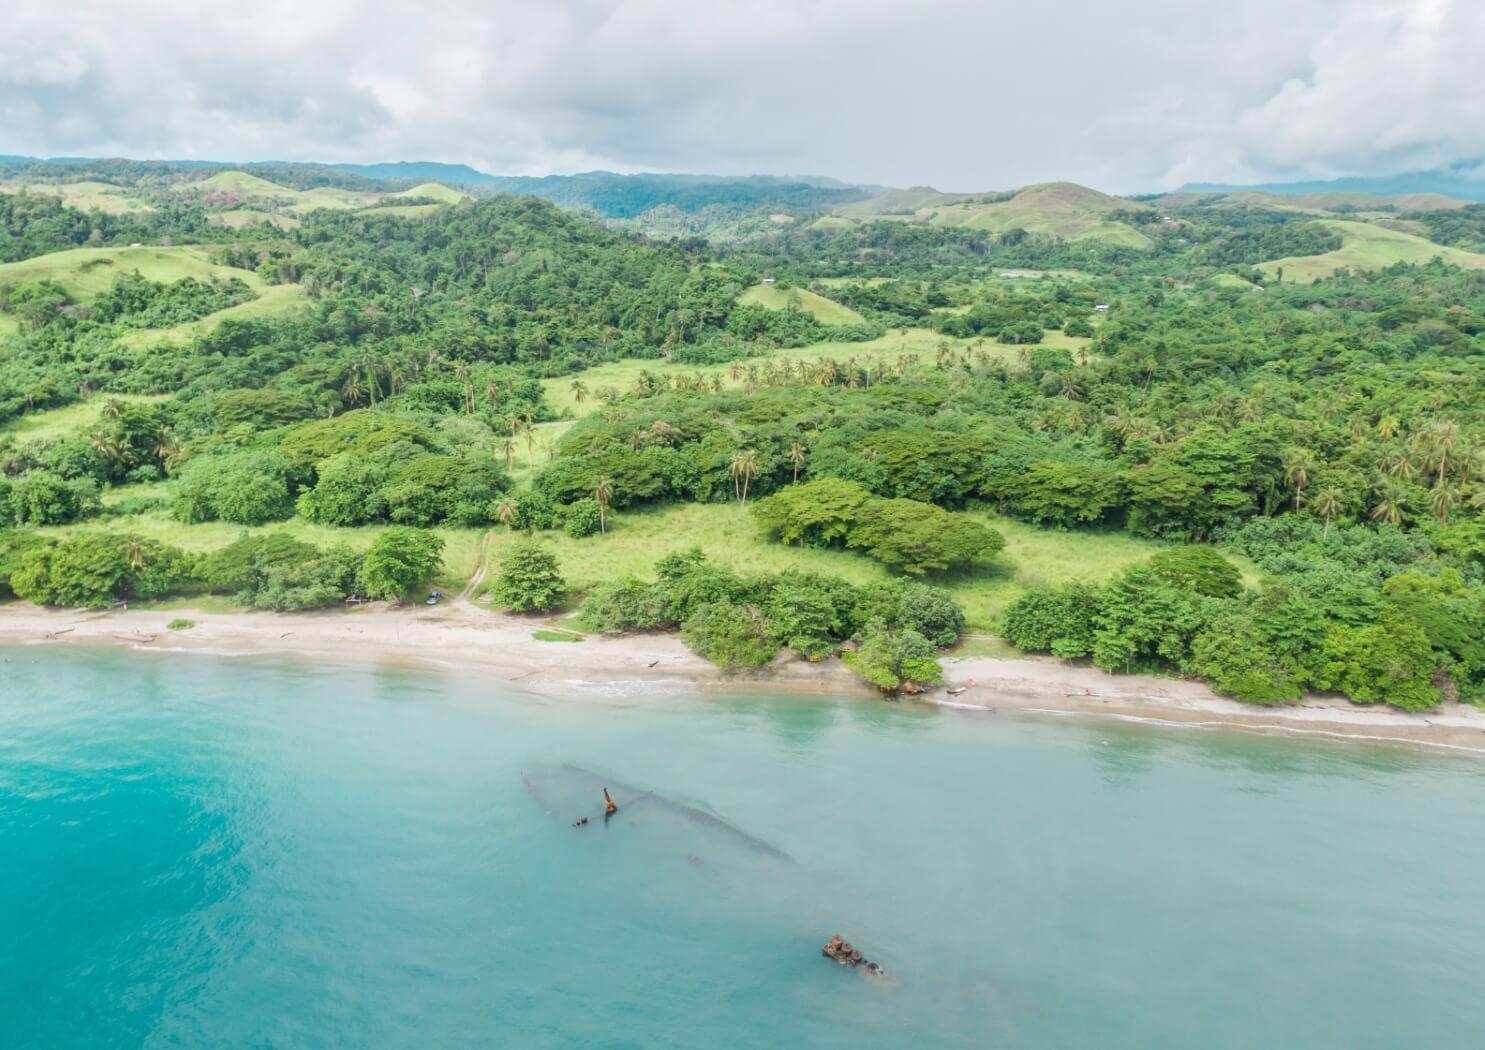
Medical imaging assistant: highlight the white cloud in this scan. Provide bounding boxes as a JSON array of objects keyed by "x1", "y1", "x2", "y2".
[{"x1": 2, "y1": 0, "x2": 1482, "y2": 191}]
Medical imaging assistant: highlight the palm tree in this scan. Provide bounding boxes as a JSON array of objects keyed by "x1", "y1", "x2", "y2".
[
  {"x1": 501, "y1": 438, "x2": 515, "y2": 472},
  {"x1": 1312, "y1": 487, "x2": 1343, "y2": 539},
  {"x1": 494, "y1": 496, "x2": 519, "y2": 531},
  {"x1": 153, "y1": 430, "x2": 182, "y2": 474},
  {"x1": 485, "y1": 382, "x2": 501, "y2": 412},
  {"x1": 100, "y1": 398, "x2": 125, "y2": 421},
  {"x1": 1281, "y1": 449, "x2": 1313, "y2": 512},
  {"x1": 730, "y1": 450, "x2": 759, "y2": 505},
  {"x1": 1371, "y1": 488, "x2": 1408, "y2": 527},
  {"x1": 1377, "y1": 416, "x2": 1400, "y2": 441},
  {"x1": 592, "y1": 477, "x2": 614, "y2": 534},
  {"x1": 362, "y1": 353, "x2": 381, "y2": 405},
  {"x1": 1430, "y1": 484, "x2": 1460, "y2": 526},
  {"x1": 1382, "y1": 449, "x2": 1418, "y2": 483},
  {"x1": 1422, "y1": 418, "x2": 1462, "y2": 486},
  {"x1": 341, "y1": 376, "x2": 363, "y2": 407},
  {"x1": 788, "y1": 443, "x2": 807, "y2": 483},
  {"x1": 569, "y1": 379, "x2": 588, "y2": 405},
  {"x1": 125, "y1": 538, "x2": 146, "y2": 570}
]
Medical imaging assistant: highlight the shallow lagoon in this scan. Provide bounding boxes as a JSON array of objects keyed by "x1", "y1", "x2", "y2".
[{"x1": 3, "y1": 646, "x2": 1483, "y2": 1048}]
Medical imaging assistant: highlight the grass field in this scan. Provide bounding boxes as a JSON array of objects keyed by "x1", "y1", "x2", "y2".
[
  {"x1": 360, "y1": 204, "x2": 448, "y2": 220},
  {"x1": 112, "y1": 284, "x2": 308, "y2": 349},
  {"x1": 738, "y1": 283, "x2": 866, "y2": 324},
  {"x1": 472, "y1": 502, "x2": 1229, "y2": 632},
  {"x1": 38, "y1": 510, "x2": 488, "y2": 592},
  {"x1": 0, "y1": 394, "x2": 171, "y2": 441},
  {"x1": 834, "y1": 182, "x2": 1152, "y2": 249},
  {"x1": 175, "y1": 171, "x2": 299, "y2": 202},
  {"x1": 1258, "y1": 220, "x2": 1485, "y2": 280},
  {"x1": 1209, "y1": 273, "x2": 1260, "y2": 291},
  {"x1": 33, "y1": 481, "x2": 1259, "y2": 635},
  {"x1": 392, "y1": 183, "x2": 467, "y2": 204},
  {"x1": 0, "y1": 244, "x2": 309, "y2": 351},
  {"x1": 0, "y1": 180, "x2": 153, "y2": 215},
  {"x1": 0, "y1": 246, "x2": 259, "y2": 302},
  {"x1": 542, "y1": 327, "x2": 1090, "y2": 418},
  {"x1": 171, "y1": 170, "x2": 458, "y2": 216},
  {"x1": 211, "y1": 209, "x2": 300, "y2": 230}
]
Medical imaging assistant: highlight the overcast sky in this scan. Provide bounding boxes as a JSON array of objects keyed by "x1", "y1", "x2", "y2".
[{"x1": 3, "y1": 0, "x2": 1481, "y2": 192}]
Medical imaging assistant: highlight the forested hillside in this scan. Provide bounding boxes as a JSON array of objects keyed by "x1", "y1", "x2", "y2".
[{"x1": 4, "y1": 175, "x2": 1485, "y2": 708}]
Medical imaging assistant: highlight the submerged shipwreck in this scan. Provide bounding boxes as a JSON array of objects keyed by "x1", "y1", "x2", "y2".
[{"x1": 521, "y1": 763, "x2": 797, "y2": 865}]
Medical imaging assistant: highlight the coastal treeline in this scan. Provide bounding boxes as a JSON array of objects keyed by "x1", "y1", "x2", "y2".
[{"x1": 4, "y1": 185, "x2": 1485, "y2": 710}]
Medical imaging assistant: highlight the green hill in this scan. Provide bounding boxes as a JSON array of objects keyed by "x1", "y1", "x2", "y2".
[
  {"x1": 0, "y1": 245, "x2": 256, "y2": 300},
  {"x1": 1153, "y1": 189, "x2": 1470, "y2": 216},
  {"x1": 1258, "y1": 220, "x2": 1485, "y2": 280},
  {"x1": 176, "y1": 171, "x2": 299, "y2": 202},
  {"x1": 170, "y1": 170, "x2": 461, "y2": 216},
  {"x1": 392, "y1": 182, "x2": 468, "y2": 204},
  {"x1": 211, "y1": 209, "x2": 300, "y2": 230},
  {"x1": 834, "y1": 182, "x2": 1151, "y2": 248},
  {"x1": 0, "y1": 245, "x2": 307, "y2": 348},
  {"x1": 0, "y1": 180, "x2": 152, "y2": 215},
  {"x1": 836, "y1": 187, "x2": 962, "y2": 218},
  {"x1": 738, "y1": 283, "x2": 865, "y2": 324}
]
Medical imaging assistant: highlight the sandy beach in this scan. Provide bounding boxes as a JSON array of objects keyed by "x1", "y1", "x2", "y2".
[{"x1": 3, "y1": 601, "x2": 1483, "y2": 754}]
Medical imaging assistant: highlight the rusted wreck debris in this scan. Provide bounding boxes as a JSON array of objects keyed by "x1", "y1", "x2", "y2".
[{"x1": 820, "y1": 935, "x2": 889, "y2": 978}]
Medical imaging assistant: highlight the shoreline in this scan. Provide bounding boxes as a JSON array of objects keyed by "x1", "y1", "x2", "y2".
[{"x1": 4, "y1": 602, "x2": 1484, "y2": 755}]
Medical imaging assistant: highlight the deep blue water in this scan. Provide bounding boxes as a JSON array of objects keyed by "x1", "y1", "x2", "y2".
[{"x1": 2, "y1": 644, "x2": 1484, "y2": 1048}]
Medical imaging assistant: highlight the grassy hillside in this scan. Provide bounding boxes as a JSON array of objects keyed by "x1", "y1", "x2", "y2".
[
  {"x1": 171, "y1": 170, "x2": 458, "y2": 216},
  {"x1": 177, "y1": 171, "x2": 299, "y2": 202},
  {"x1": 737, "y1": 283, "x2": 865, "y2": 324},
  {"x1": 836, "y1": 187, "x2": 963, "y2": 218},
  {"x1": 1154, "y1": 189, "x2": 1469, "y2": 215},
  {"x1": 0, "y1": 246, "x2": 256, "y2": 301},
  {"x1": 112, "y1": 284, "x2": 307, "y2": 349},
  {"x1": 541, "y1": 326, "x2": 1093, "y2": 418},
  {"x1": 392, "y1": 183, "x2": 468, "y2": 204},
  {"x1": 1258, "y1": 220, "x2": 1485, "y2": 280},
  {"x1": 0, "y1": 180, "x2": 152, "y2": 215},
  {"x1": 361, "y1": 204, "x2": 447, "y2": 220},
  {"x1": 0, "y1": 394, "x2": 170, "y2": 441},
  {"x1": 0, "y1": 244, "x2": 308, "y2": 349},
  {"x1": 835, "y1": 182, "x2": 1151, "y2": 248},
  {"x1": 210, "y1": 209, "x2": 300, "y2": 230}
]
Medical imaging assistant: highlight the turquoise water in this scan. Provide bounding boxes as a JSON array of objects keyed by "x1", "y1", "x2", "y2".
[{"x1": 2, "y1": 647, "x2": 1483, "y2": 1049}]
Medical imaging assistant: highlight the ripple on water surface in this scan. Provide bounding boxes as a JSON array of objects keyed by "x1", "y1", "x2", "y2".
[{"x1": 1, "y1": 645, "x2": 1483, "y2": 1049}]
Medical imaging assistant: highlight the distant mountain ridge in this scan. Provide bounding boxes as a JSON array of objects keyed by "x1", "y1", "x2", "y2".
[
  {"x1": 1180, "y1": 166, "x2": 1485, "y2": 203},
  {"x1": 0, "y1": 156, "x2": 871, "y2": 221}
]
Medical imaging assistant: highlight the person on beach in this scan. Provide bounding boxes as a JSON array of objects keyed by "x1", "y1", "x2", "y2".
[{"x1": 603, "y1": 789, "x2": 618, "y2": 818}]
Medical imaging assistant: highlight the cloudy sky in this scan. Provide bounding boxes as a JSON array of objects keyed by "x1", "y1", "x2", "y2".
[{"x1": 2, "y1": 0, "x2": 1480, "y2": 192}]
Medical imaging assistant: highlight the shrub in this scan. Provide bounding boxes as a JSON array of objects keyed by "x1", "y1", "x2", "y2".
[
  {"x1": 1188, "y1": 613, "x2": 1301, "y2": 704},
  {"x1": 563, "y1": 497, "x2": 602, "y2": 538},
  {"x1": 167, "y1": 618, "x2": 196, "y2": 631},
  {"x1": 489, "y1": 540, "x2": 565, "y2": 612},
  {"x1": 843, "y1": 627, "x2": 942, "y2": 693},
  {"x1": 893, "y1": 582, "x2": 965, "y2": 647},
  {"x1": 1000, "y1": 583, "x2": 1102, "y2": 658},
  {"x1": 254, "y1": 544, "x2": 364, "y2": 611},
  {"x1": 7, "y1": 470, "x2": 100, "y2": 525},
  {"x1": 173, "y1": 451, "x2": 297, "y2": 525},
  {"x1": 10, "y1": 534, "x2": 193, "y2": 608},
  {"x1": 683, "y1": 601, "x2": 778, "y2": 668},
  {"x1": 1316, "y1": 613, "x2": 1440, "y2": 711},
  {"x1": 580, "y1": 577, "x2": 670, "y2": 633},
  {"x1": 360, "y1": 527, "x2": 445, "y2": 601},
  {"x1": 1150, "y1": 546, "x2": 1244, "y2": 598}
]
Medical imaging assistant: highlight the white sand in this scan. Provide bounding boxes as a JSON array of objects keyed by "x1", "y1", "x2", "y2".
[{"x1": 3, "y1": 601, "x2": 1482, "y2": 754}]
